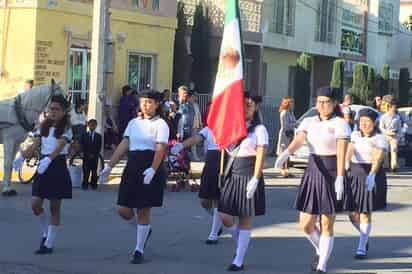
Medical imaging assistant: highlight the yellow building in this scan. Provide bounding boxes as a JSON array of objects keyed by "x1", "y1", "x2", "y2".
[{"x1": 0, "y1": 0, "x2": 177, "y2": 104}]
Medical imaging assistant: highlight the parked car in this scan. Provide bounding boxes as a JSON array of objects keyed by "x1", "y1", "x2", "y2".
[
  {"x1": 289, "y1": 105, "x2": 383, "y2": 166},
  {"x1": 398, "y1": 107, "x2": 412, "y2": 151}
]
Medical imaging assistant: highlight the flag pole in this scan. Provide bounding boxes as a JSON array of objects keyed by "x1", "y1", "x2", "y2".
[{"x1": 218, "y1": 150, "x2": 225, "y2": 188}]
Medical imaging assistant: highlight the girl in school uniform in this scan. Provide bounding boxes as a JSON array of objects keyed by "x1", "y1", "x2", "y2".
[
  {"x1": 218, "y1": 94, "x2": 268, "y2": 271},
  {"x1": 171, "y1": 126, "x2": 223, "y2": 244},
  {"x1": 13, "y1": 94, "x2": 72, "y2": 254},
  {"x1": 275, "y1": 87, "x2": 351, "y2": 274},
  {"x1": 99, "y1": 89, "x2": 169, "y2": 264},
  {"x1": 345, "y1": 108, "x2": 388, "y2": 259}
]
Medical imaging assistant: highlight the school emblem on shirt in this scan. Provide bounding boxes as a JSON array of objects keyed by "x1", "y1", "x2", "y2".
[
  {"x1": 149, "y1": 126, "x2": 156, "y2": 135},
  {"x1": 328, "y1": 127, "x2": 335, "y2": 134}
]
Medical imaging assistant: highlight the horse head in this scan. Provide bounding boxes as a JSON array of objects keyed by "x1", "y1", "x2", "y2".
[{"x1": 19, "y1": 79, "x2": 68, "y2": 125}]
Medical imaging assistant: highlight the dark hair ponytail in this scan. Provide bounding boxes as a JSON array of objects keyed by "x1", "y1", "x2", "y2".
[
  {"x1": 247, "y1": 110, "x2": 262, "y2": 133},
  {"x1": 333, "y1": 102, "x2": 343, "y2": 118}
]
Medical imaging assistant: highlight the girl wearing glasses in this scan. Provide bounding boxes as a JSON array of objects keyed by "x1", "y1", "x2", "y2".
[
  {"x1": 275, "y1": 87, "x2": 351, "y2": 274},
  {"x1": 14, "y1": 94, "x2": 72, "y2": 254}
]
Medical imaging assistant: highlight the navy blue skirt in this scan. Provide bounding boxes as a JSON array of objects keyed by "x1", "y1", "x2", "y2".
[
  {"x1": 295, "y1": 154, "x2": 353, "y2": 215},
  {"x1": 199, "y1": 150, "x2": 221, "y2": 200},
  {"x1": 117, "y1": 150, "x2": 166, "y2": 209},
  {"x1": 218, "y1": 156, "x2": 265, "y2": 217},
  {"x1": 348, "y1": 163, "x2": 387, "y2": 212},
  {"x1": 32, "y1": 155, "x2": 72, "y2": 200}
]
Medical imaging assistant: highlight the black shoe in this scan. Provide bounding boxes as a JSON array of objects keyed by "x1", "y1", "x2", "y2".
[
  {"x1": 41, "y1": 237, "x2": 47, "y2": 247},
  {"x1": 130, "y1": 250, "x2": 144, "y2": 264},
  {"x1": 311, "y1": 255, "x2": 319, "y2": 271},
  {"x1": 91, "y1": 184, "x2": 98, "y2": 190},
  {"x1": 314, "y1": 271, "x2": 326, "y2": 274},
  {"x1": 205, "y1": 239, "x2": 218, "y2": 245},
  {"x1": 354, "y1": 249, "x2": 367, "y2": 260},
  {"x1": 144, "y1": 228, "x2": 152, "y2": 248},
  {"x1": 35, "y1": 246, "x2": 53, "y2": 255},
  {"x1": 2, "y1": 190, "x2": 17, "y2": 197},
  {"x1": 218, "y1": 228, "x2": 223, "y2": 236},
  {"x1": 227, "y1": 264, "x2": 244, "y2": 271},
  {"x1": 366, "y1": 242, "x2": 369, "y2": 251},
  {"x1": 81, "y1": 183, "x2": 88, "y2": 190}
]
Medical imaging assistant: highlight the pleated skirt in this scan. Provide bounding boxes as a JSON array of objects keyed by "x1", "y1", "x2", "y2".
[
  {"x1": 199, "y1": 150, "x2": 221, "y2": 200},
  {"x1": 294, "y1": 154, "x2": 353, "y2": 215},
  {"x1": 347, "y1": 162, "x2": 387, "y2": 212},
  {"x1": 117, "y1": 150, "x2": 166, "y2": 209},
  {"x1": 32, "y1": 155, "x2": 72, "y2": 200},
  {"x1": 218, "y1": 156, "x2": 265, "y2": 217}
]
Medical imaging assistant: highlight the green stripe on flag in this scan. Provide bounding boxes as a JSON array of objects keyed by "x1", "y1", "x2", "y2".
[{"x1": 224, "y1": 0, "x2": 238, "y2": 25}]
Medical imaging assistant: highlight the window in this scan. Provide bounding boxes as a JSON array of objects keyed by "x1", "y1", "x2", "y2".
[
  {"x1": 379, "y1": 2, "x2": 393, "y2": 34},
  {"x1": 341, "y1": 29, "x2": 363, "y2": 54},
  {"x1": 128, "y1": 53, "x2": 154, "y2": 92},
  {"x1": 316, "y1": 0, "x2": 337, "y2": 43},
  {"x1": 271, "y1": 0, "x2": 296, "y2": 36}
]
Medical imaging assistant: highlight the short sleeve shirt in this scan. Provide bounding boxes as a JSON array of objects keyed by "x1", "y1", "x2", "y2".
[
  {"x1": 124, "y1": 117, "x2": 169, "y2": 151},
  {"x1": 35, "y1": 127, "x2": 73, "y2": 155},
  {"x1": 350, "y1": 131, "x2": 388, "y2": 164},
  {"x1": 296, "y1": 116, "x2": 351, "y2": 155},
  {"x1": 235, "y1": 125, "x2": 269, "y2": 157},
  {"x1": 199, "y1": 127, "x2": 218, "y2": 150}
]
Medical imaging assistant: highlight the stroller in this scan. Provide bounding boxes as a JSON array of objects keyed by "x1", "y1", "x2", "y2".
[{"x1": 166, "y1": 140, "x2": 198, "y2": 192}]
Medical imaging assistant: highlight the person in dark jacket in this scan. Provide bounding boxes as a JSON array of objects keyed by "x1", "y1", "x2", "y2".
[
  {"x1": 81, "y1": 119, "x2": 102, "y2": 190},
  {"x1": 118, "y1": 85, "x2": 138, "y2": 136}
]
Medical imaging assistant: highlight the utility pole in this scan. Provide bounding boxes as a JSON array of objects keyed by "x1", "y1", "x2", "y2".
[{"x1": 88, "y1": 0, "x2": 113, "y2": 137}]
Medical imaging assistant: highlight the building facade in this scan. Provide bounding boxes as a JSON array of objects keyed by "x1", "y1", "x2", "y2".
[{"x1": 0, "y1": 0, "x2": 177, "y2": 105}]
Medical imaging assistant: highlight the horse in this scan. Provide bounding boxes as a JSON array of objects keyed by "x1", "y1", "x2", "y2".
[{"x1": 0, "y1": 79, "x2": 64, "y2": 196}]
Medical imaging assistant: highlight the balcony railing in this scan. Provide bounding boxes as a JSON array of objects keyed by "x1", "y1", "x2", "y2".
[{"x1": 181, "y1": 0, "x2": 262, "y2": 33}]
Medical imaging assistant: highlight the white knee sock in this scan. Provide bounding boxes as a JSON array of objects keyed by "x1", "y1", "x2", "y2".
[
  {"x1": 135, "y1": 224, "x2": 151, "y2": 253},
  {"x1": 39, "y1": 213, "x2": 48, "y2": 238},
  {"x1": 227, "y1": 224, "x2": 239, "y2": 243},
  {"x1": 208, "y1": 208, "x2": 223, "y2": 240},
  {"x1": 317, "y1": 235, "x2": 334, "y2": 272},
  {"x1": 305, "y1": 228, "x2": 320, "y2": 255},
  {"x1": 232, "y1": 230, "x2": 251, "y2": 267},
  {"x1": 357, "y1": 223, "x2": 371, "y2": 253},
  {"x1": 45, "y1": 225, "x2": 58, "y2": 248}
]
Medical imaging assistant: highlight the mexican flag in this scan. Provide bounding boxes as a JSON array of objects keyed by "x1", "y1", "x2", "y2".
[{"x1": 207, "y1": 0, "x2": 246, "y2": 149}]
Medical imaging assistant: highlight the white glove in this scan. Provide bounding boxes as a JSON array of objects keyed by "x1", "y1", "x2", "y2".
[
  {"x1": 274, "y1": 149, "x2": 290, "y2": 169},
  {"x1": 246, "y1": 177, "x2": 259, "y2": 199},
  {"x1": 365, "y1": 172, "x2": 376, "y2": 192},
  {"x1": 13, "y1": 155, "x2": 25, "y2": 171},
  {"x1": 171, "y1": 143, "x2": 184, "y2": 155},
  {"x1": 37, "y1": 157, "x2": 52, "y2": 174},
  {"x1": 99, "y1": 164, "x2": 112, "y2": 184},
  {"x1": 334, "y1": 175, "x2": 344, "y2": 201},
  {"x1": 143, "y1": 167, "x2": 156, "y2": 185}
]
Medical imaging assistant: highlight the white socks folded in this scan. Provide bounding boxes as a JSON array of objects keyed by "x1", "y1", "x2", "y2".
[
  {"x1": 316, "y1": 235, "x2": 334, "y2": 272},
  {"x1": 357, "y1": 223, "x2": 371, "y2": 253},
  {"x1": 45, "y1": 225, "x2": 58, "y2": 248},
  {"x1": 135, "y1": 224, "x2": 151, "y2": 253},
  {"x1": 208, "y1": 208, "x2": 223, "y2": 241},
  {"x1": 305, "y1": 228, "x2": 321, "y2": 255},
  {"x1": 232, "y1": 230, "x2": 251, "y2": 267}
]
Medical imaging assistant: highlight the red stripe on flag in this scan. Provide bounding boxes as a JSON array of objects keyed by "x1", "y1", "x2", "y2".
[{"x1": 207, "y1": 80, "x2": 246, "y2": 149}]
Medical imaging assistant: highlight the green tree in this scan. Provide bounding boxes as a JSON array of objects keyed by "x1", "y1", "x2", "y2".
[
  {"x1": 380, "y1": 64, "x2": 390, "y2": 95},
  {"x1": 190, "y1": 3, "x2": 211, "y2": 92},
  {"x1": 399, "y1": 68, "x2": 410, "y2": 106},
  {"x1": 351, "y1": 63, "x2": 370, "y2": 105},
  {"x1": 172, "y1": 1, "x2": 189, "y2": 92},
  {"x1": 330, "y1": 59, "x2": 345, "y2": 100},
  {"x1": 293, "y1": 53, "x2": 313, "y2": 117}
]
